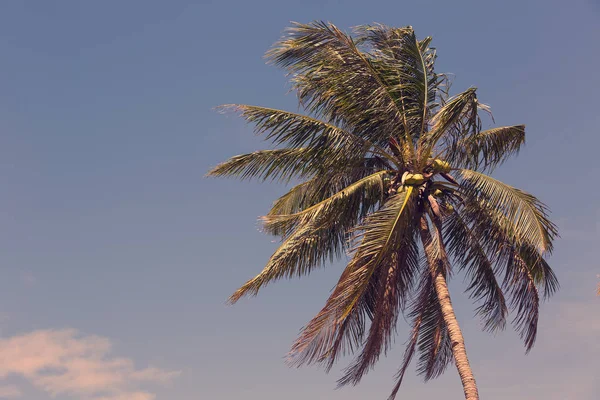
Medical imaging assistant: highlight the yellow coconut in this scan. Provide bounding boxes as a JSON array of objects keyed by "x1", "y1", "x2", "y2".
[
  {"x1": 445, "y1": 204, "x2": 454, "y2": 212},
  {"x1": 411, "y1": 174, "x2": 425, "y2": 185},
  {"x1": 402, "y1": 172, "x2": 426, "y2": 186},
  {"x1": 432, "y1": 159, "x2": 451, "y2": 173}
]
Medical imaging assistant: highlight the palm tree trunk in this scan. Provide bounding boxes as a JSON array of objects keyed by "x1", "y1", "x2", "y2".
[
  {"x1": 419, "y1": 215, "x2": 479, "y2": 400},
  {"x1": 433, "y1": 270, "x2": 479, "y2": 400}
]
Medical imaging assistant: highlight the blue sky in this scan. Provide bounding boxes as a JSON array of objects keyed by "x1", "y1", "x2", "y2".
[{"x1": 0, "y1": 1, "x2": 598, "y2": 399}]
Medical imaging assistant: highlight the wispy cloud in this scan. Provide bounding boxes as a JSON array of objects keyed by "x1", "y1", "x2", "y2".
[
  {"x1": 0, "y1": 385, "x2": 21, "y2": 398},
  {"x1": 0, "y1": 329, "x2": 180, "y2": 400}
]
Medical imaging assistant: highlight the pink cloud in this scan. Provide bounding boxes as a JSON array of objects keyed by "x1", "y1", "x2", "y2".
[
  {"x1": 0, "y1": 385, "x2": 21, "y2": 398},
  {"x1": 95, "y1": 392, "x2": 156, "y2": 400},
  {"x1": 0, "y1": 329, "x2": 180, "y2": 399}
]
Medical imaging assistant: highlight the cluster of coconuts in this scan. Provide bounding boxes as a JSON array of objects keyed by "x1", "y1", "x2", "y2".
[
  {"x1": 392, "y1": 158, "x2": 451, "y2": 190},
  {"x1": 401, "y1": 171, "x2": 425, "y2": 186},
  {"x1": 399, "y1": 159, "x2": 452, "y2": 187}
]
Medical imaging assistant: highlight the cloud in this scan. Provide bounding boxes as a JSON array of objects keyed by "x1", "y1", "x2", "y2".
[
  {"x1": 0, "y1": 385, "x2": 21, "y2": 398},
  {"x1": 0, "y1": 329, "x2": 180, "y2": 400}
]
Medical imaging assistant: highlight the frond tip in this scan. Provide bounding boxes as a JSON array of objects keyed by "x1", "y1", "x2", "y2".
[
  {"x1": 458, "y1": 169, "x2": 557, "y2": 254},
  {"x1": 228, "y1": 171, "x2": 389, "y2": 304}
]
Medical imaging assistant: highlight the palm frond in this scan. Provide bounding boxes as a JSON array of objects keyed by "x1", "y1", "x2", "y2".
[
  {"x1": 229, "y1": 171, "x2": 389, "y2": 303},
  {"x1": 458, "y1": 169, "x2": 557, "y2": 254},
  {"x1": 497, "y1": 243, "x2": 557, "y2": 351},
  {"x1": 262, "y1": 170, "x2": 389, "y2": 237},
  {"x1": 416, "y1": 278, "x2": 453, "y2": 381},
  {"x1": 337, "y1": 235, "x2": 420, "y2": 386},
  {"x1": 419, "y1": 87, "x2": 479, "y2": 161},
  {"x1": 387, "y1": 304, "x2": 421, "y2": 400},
  {"x1": 288, "y1": 188, "x2": 418, "y2": 367},
  {"x1": 444, "y1": 210, "x2": 508, "y2": 332},
  {"x1": 266, "y1": 21, "x2": 406, "y2": 148},
  {"x1": 516, "y1": 246, "x2": 559, "y2": 300},
  {"x1": 228, "y1": 219, "x2": 340, "y2": 304},
  {"x1": 217, "y1": 104, "x2": 397, "y2": 165},
  {"x1": 455, "y1": 191, "x2": 559, "y2": 297},
  {"x1": 267, "y1": 157, "x2": 391, "y2": 217},
  {"x1": 267, "y1": 179, "x2": 322, "y2": 217},
  {"x1": 206, "y1": 148, "x2": 329, "y2": 182},
  {"x1": 503, "y1": 251, "x2": 541, "y2": 352},
  {"x1": 340, "y1": 187, "x2": 417, "y2": 318},
  {"x1": 446, "y1": 125, "x2": 525, "y2": 172},
  {"x1": 355, "y1": 24, "x2": 442, "y2": 143},
  {"x1": 456, "y1": 197, "x2": 558, "y2": 349},
  {"x1": 387, "y1": 266, "x2": 452, "y2": 400}
]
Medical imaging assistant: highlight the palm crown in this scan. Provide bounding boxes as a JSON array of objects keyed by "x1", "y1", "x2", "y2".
[{"x1": 208, "y1": 22, "x2": 558, "y2": 400}]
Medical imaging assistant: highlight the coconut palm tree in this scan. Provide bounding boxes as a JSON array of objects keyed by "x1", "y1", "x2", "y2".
[{"x1": 207, "y1": 22, "x2": 558, "y2": 400}]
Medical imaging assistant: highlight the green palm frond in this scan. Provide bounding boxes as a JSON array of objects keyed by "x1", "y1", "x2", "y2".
[
  {"x1": 206, "y1": 148, "x2": 330, "y2": 182},
  {"x1": 458, "y1": 169, "x2": 557, "y2": 254},
  {"x1": 458, "y1": 189, "x2": 558, "y2": 290},
  {"x1": 355, "y1": 25, "x2": 442, "y2": 142},
  {"x1": 266, "y1": 22, "x2": 406, "y2": 148},
  {"x1": 419, "y1": 87, "x2": 479, "y2": 161},
  {"x1": 267, "y1": 179, "x2": 323, "y2": 217},
  {"x1": 288, "y1": 187, "x2": 418, "y2": 367},
  {"x1": 456, "y1": 196, "x2": 557, "y2": 349},
  {"x1": 340, "y1": 187, "x2": 417, "y2": 318},
  {"x1": 228, "y1": 218, "x2": 341, "y2": 304},
  {"x1": 217, "y1": 104, "x2": 397, "y2": 164},
  {"x1": 446, "y1": 125, "x2": 525, "y2": 171},
  {"x1": 229, "y1": 171, "x2": 389, "y2": 303},
  {"x1": 262, "y1": 170, "x2": 389, "y2": 237},
  {"x1": 267, "y1": 157, "x2": 391, "y2": 217}
]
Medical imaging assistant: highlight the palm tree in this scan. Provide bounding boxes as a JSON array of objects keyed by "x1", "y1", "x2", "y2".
[{"x1": 207, "y1": 22, "x2": 558, "y2": 400}]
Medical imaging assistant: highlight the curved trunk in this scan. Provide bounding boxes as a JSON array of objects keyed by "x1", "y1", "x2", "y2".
[
  {"x1": 434, "y1": 270, "x2": 479, "y2": 400},
  {"x1": 419, "y1": 215, "x2": 479, "y2": 400}
]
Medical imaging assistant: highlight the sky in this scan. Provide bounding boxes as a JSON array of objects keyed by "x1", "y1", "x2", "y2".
[{"x1": 0, "y1": 0, "x2": 599, "y2": 399}]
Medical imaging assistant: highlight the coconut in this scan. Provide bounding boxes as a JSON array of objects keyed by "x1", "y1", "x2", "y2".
[
  {"x1": 432, "y1": 189, "x2": 443, "y2": 196},
  {"x1": 432, "y1": 159, "x2": 451, "y2": 173},
  {"x1": 411, "y1": 174, "x2": 425, "y2": 185},
  {"x1": 445, "y1": 204, "x2": 454, "y2": 212},
  {"x1": 402, "y1": 172, "x2": 425, "y2": 186}
]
